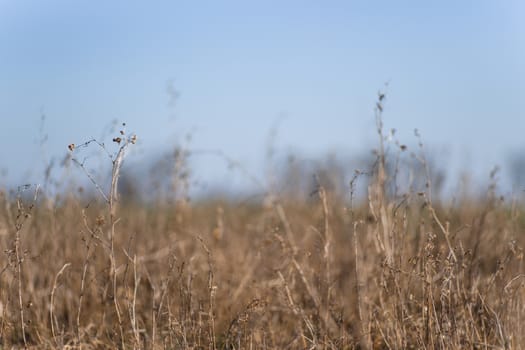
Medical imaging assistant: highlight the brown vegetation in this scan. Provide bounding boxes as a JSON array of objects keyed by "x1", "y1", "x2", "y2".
[{"x1": 1, "y1": 101, "x2": 524, "y2": 349}]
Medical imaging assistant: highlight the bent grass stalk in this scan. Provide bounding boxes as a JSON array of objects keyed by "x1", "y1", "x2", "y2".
[{"x1": 69, "y1": 125, "x2": 136, "y2": 349}]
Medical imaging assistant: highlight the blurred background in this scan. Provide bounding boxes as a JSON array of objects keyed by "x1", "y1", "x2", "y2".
[{"x1": 1, "y1": 0, "x2": 524, "y2": 199}]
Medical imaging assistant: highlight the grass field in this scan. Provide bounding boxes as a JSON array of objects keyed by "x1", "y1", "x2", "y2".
[{"x1": 1, "y1": 104, "x2": 524, "y2": 349}]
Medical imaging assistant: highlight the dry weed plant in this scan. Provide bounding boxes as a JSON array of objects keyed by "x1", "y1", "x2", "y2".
[{"x1": 0, "y1": 96, "x2": 524, "y2": 350}]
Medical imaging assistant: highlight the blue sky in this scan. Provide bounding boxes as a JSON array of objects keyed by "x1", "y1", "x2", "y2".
[{"x1": 1, "y1": 1, "x2": 524, "y2": 194}]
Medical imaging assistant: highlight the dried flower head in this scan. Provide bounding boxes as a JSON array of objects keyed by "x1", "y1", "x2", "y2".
[{"x1": 96, "y1": 215, "x2": 106, "y2": 227}]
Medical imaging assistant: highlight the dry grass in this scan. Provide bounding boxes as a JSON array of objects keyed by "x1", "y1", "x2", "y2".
[{"x1": 1, "y1": 103, "x2": 524, "y2": 349}]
